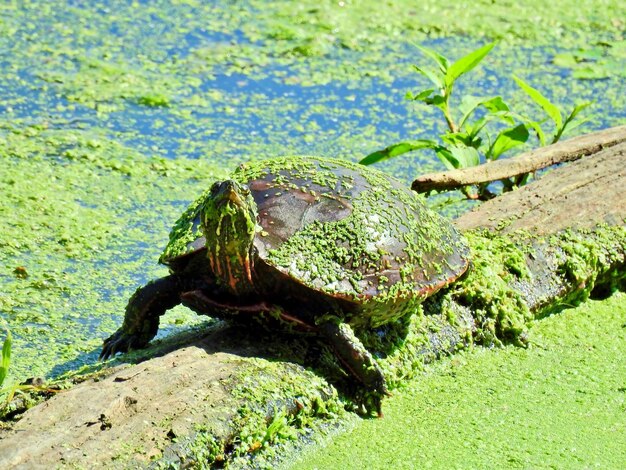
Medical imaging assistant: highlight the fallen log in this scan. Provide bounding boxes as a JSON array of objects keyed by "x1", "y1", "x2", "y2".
[{"x1": 1, "y1": 136, "x2": 624, "y2": 469}]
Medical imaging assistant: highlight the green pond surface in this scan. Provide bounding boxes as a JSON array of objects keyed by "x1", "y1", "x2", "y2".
[
  {"x1": 290, "y1": 293, "x2": 626, "y2": 469},
  {"x1": 0, "y1": 0, "x2": 625, "y2": 465}
]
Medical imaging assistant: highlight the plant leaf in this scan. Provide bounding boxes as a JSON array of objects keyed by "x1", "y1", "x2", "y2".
[
  {"x1": 561, "y1": 116, "x2": 593, "y2": 135},
  {"x1": 448, "y1": 145, "x2": 481, "y2": 168},
  {"x1": 0, "y1": 330, "x2": 11, "y2": 387},
  {"x1": 488, "y1": 124, "x2": 530, "y2": 160},
  {"x1": 427, "y1": 94, "x2": 447, "y2": 111},
  {"x1": 445, "y1": 42, "x2": 496, "y2": 87},
  {"x1": 360, "y1": 140, "x2": 437, "y2": 165},
  {"x1": 509, "y1": 111, "x2": 549, "y2": 146},
  {"x1": 413, "y1": 65, "x2": 444, "y2": 90},
  {"x1": 434, "y1": 147, "x2": 459, "y2": 170},
  {"x1": 565, "y1": 101, "x2": 593, "y2": 124},
  {"x1": 465, "y1": 116, "x2": 488, "y2": 139},
  {"x1": 440, "y1": 132, "x2": 466, "y2": 147},
  {"x1": 458, "y1": 95, "x2": 510, "y2": 129},
  {"x1": 512, "y1": 75, "x2": 563, "y2": 129},
  {"x1": 554, "y1": 101, "x2": 594, "y2": 142},
  {"x1": 406, "y1": 88, "x2": 435, "y2": 102},
  {"x1": 415, "y1": 44, "x2": 449, "y2": 73},
  {"x1": 441, "y1": 131, "x2": 482, "y2": 148},
  {"x1": 525, "y1": 120, "x2": 547, "y2": 147},
  {"x1": 481, "y1": 96, "x2": 510, "y2": 114}
]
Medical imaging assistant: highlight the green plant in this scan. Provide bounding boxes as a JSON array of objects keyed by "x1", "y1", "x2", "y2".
[
  {"x1": 0, "y1": 329, "x2": 11, "y2": 388},
  {"x1": 360, "y1": 43, "x2": 592, "y2": 200},
  {"x1": 0, "y1": 329, "x2": 62, "y2": 416},
  {"x1": 263, "y1": 408, "x2": 298, "y2": 444}
]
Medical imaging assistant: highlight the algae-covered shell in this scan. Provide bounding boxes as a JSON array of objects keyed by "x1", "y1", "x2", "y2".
[{"x1": 160, "y1": 156, "x2": 469, "y2": 327}]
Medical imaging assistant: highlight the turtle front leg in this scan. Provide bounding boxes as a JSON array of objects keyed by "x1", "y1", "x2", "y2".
[
  {"x1": 100, "y1": 275, "x2": 185, "y2": 360},
  {"x1": 317, "y1": 320, "x2": 389, "y2": 416}
]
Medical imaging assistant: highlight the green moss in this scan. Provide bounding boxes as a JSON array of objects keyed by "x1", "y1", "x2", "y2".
[
  {"x1": 554, "y1": 224, "x2": 626, "y2": 300},
  {"x1": 0, "y1": 1, "x2": 624, "y2": 465},
  {"x1": 182, "y1": 430, "x2": 225, "y2": 468},
  {"x1": 360, "y1": 224, "x2": 626, "y2": 390},
  {"x1": 0, "y1": 133, "x2": 224, "y2": 384},
  {"x1": 360, "y1": 311, "x2": 433, "y2": 389},
  {"x1": 431, "y1": 225, "x2": 626, "y2": 348},
  {"x1": 137, "y1": 94, "x2": 171, "y2": 108},
  {"x1": 169, "y1": 358, "x2": 345, "y2": 469},
  {"x1": 448, "y1": 230, "x2": 533, "y2": 345}
]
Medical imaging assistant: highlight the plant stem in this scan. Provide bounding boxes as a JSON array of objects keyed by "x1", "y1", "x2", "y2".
[
  {"x1": 552, "y1": 126, "x2": 564, "y2": 144},
  {"x1": 442, "y1": 101, "x2": 458, "y2": 133}
]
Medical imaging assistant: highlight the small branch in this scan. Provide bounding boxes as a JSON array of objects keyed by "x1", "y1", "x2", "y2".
[{"x1": 411, "y1": 125, "x2": 626, "y2": 193}]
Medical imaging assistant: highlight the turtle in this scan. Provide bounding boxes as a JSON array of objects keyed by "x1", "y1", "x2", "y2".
[{"x1": 100, "y1": 156, "x2": 470, "y2": 413}]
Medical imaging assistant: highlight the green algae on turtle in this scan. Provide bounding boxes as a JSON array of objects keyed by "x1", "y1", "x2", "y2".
[
  {"x1": 160, "y1": 156, "x2": 469, "y2": 327},
  {"x1": 103, "y1": 156, "x2": 470, "y2": 413}
]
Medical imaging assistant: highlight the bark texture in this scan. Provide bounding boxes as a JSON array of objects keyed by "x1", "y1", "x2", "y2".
[{"x1": 455, "y1": 141, "x2": 626, "y2": 234}]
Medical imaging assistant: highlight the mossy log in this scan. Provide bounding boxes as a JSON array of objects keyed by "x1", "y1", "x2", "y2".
[{"x1": 1, "y1": 137, "x2": 624, "y2": 469}]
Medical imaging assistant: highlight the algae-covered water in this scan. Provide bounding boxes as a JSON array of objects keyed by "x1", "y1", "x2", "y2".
[
  {"x1": 290, "y1": 293, "x2": 626, "y2": 469},
  {"x1": 1, "y1": 0, "x2": 625, "y2": 466}
]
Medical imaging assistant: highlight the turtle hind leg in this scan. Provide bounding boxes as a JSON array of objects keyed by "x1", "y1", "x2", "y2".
[
  {"x1": 100, "y1": 275, "x2": 184, "y2": 360},
  {"x1": 317, "y1": 320, "x2": 389, "y2": 417}
]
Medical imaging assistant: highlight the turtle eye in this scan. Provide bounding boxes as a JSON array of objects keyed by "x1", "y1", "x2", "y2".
[{"x1": 241, "y1": 184, "x2": 250, "y2": 195}]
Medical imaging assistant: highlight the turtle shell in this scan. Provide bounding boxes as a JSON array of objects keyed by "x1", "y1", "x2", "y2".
[{"x1": 161, "y1": 156, "x2": 469, "y2": 326}]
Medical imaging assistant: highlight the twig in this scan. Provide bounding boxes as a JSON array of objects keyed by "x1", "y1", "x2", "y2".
[{"x1": 411, "y1": 125, "x2": 626, "y2": 193}]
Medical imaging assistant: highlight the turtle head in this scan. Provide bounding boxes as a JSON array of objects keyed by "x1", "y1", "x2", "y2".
[{"x1": 201, "y1": 180, "x2": 258, "y2": 296}]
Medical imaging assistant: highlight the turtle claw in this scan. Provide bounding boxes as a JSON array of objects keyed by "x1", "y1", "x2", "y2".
[
  {"x1": 99, "y1": 329, "x2": 144, "y2": 361},
  {"x1": 375, "y1": 389, "x2": 393, "y2": 418},
  {"x1": 317, "y1": 320, "x2": 392, "y2": 416},
  {"x1": 100, "y1": 279, "x2": 171, "y2": 361},
  {"x1": 356, "y1": 382, "x2": 390, "y2": 418}
]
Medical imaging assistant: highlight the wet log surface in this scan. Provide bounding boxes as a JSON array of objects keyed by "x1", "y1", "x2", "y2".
[
  {"x1": 455, "y1": 140, "x2": 626, "y2": 234},
  {"x1": 1, "y1": 135, "x2": 625, "y2": 469}
]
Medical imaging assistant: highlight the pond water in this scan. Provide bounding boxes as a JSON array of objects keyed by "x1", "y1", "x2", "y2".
[{"x1": 0, "y1": 0, "x2": 625, "y2": 465}]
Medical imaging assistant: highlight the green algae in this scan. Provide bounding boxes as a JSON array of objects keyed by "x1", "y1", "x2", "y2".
[
  {"x1": 290, "y1": 292, "x2": 626, "y2": 470},
  {"x1": 163, "y1": 358, "x2": 345, "y2": 469},
  {"x1": 0, "y1": 132, "x2": 225, "y2": 384},
  {"x1": 0, "y1": 0, "x2": 623, "y2": 465},
  {"x1": 354, "y1": 224, "x2": 626, "y2": 394},
  {"x1": 0, "y1": 2, "x2": 623, "y2": 219},
  {"x1": 554, "y1": 39, "x2": 626, "y2": 80},
  {"x1": 430, "y1": 225, "x2": 626, "y2": 349},
  {"x1": 243, "y1": 0, "x2": 626, "y2": 51},
  {"x1": 1, "y1": 1, "x2": 624, "y2": 152},
  {"x1": 554, "y1": 225, "x2": 626, "y2": 301},
  {"x1": 449, "y1": 229, "x2": 533, "y2": 345}
]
